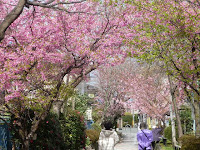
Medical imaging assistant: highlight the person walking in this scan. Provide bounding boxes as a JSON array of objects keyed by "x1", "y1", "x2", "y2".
[
  {"x1": 137, "y1": 122, "x2": 153, "y2": 150},
  {"x1": 98, "y1": 121, "x2": 119, "y2": 150},
  {"x1": 151, "y1": 126, "x2": 162, "y2": 150}
]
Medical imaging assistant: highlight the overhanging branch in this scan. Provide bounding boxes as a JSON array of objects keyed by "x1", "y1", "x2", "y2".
[{"x1": 0, "y1": 0, "x2": 27, "y2": 42}]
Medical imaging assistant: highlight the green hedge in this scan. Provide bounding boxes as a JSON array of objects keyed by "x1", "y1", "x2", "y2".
[
  {"x1": 92, "y1": 123, "x2": 101, "y2": 133},
  {"x1": 164, "y1": 125, "x2": 178, "y2": 141},
  {"x1": 30, "y1": 113, "x2": 66, "y2": 150},
  {"x1": 60, "y1": 110, "x2": 86, "y2": 150},
  {"x1": 85, "y1": 129, "x2": 100, "y2": 144},
  {"x1": 86, "y1": 123, "x2": 101, "y2": 150},
  {"x1": 134, "y1": 114, "x2": 139, "y2": 124},
  {"x1": 179, "y1": 135, "x2": 200, "y2": 150},
  {"x1": 122, "y1": 112, "x2": 133, "y2": 127}
]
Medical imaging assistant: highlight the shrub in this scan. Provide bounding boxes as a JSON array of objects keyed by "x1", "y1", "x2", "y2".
[
  {"x1": 92, "y1": 123, "x2": 102, "y2": 133},
  {"x1": 11, "y1": 110, "x2": 66, "y2": 150},
  {"x1": 134, "y1": 114, "x2": 139, "y2": 124},
  {"x1": 179, "y1": 135, "x2": 200, "y2": 150},
  {"x1": 31, "y1": 111, "x2": 86, "y2": 150},
  {"x1": 11, "y1": 110, "x2": 86, "y2": 150},
  {"x1": 122, "y1": 112, "x2": 133, "y2": 127},
  {"x1": 85, "y1": 129, "x2": 100, "y2": 144},
  {"x1": 60, "y1": 110, "x2": 86, "y2": 150},
  {"x1": 179, "y1": 105, "x2": 193, "y2": 133},
  {"x1": 30, "y1": 113, "x2": 66, "y2": 150},
  {"x1": 164, "y1": 125, "x2": 178, "y2": 141}
]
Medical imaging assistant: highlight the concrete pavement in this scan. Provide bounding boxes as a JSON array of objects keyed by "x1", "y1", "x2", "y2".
[{"x1": 114, "y1": 127, "x2": 138, "y2": 150}]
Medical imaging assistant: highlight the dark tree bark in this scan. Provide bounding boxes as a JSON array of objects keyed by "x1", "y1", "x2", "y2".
[{"x1": 0, "y1": 90, "x2": 5, "y2": 105}]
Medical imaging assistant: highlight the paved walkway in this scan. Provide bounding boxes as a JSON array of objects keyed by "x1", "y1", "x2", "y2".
[{"x1": 115, "y1": 127, "x2": 138, "y2": 150}]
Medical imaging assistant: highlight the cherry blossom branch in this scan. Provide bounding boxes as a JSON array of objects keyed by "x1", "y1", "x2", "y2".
[
  {"x1": 170, "y1": 59, "x2": 200, "y2": 96},
  {"x1": 27, "y1": 0, "x2": 87, "y2": 13},
  {"x1": 0, "y1": 0, "x2": 91, "y2": 42},
  {"x1": 71, "y1": 63, "x2": 97, "y2": 88},
  {"x1": 27, "y1": 0, "x2": 86, "y2": 6},
  {"x1": 0, "y1": 0, "x2": 26, "y2": 42}
]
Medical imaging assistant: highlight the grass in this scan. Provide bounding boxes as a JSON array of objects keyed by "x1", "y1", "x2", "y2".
[
  {"x1": 161, "y1": 143, "x2": 173, "y2": 150},
  {"x1": 158, "y1": 139, "x2": 173, "y2": 150}
]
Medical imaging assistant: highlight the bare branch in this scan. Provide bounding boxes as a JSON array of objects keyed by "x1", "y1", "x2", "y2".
[
  {"x1": 185, "y1": 0, "x2": 200, "y2": 7},
  {"x1": 27, "y1": 0, "x2": 87, "y2": 13},
  {"x1": 28, "y1": 0, "x2": 86, "y2": 6},
  {"x1": 71, "y1": 63, "x2": 97, "y2": 88},
  {"x1": 41, "y1": 0, "x2": 55, "y2": 5},
  {"x1": 170, "y1": 59, "x2": 200, "y2": 96}
]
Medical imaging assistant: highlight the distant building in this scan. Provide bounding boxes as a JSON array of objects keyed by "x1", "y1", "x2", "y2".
[{"x1": 75, "y1": 70, "x2": 98, "y2": 96}]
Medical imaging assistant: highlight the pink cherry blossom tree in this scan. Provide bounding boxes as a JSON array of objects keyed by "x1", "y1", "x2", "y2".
[
  {"x1": 95, "y1": 66, "x2": 127, "y2": 123},
  {"x1": 95, "y1": 59, "x2": 171, "y2": 126},
  {"x1": 119, "y1": 61, "x2": 171, "y2": 123},
  {"x1": 126, "y1": 0, "x2": 200, "y2": 138},
  {"x1": 0, "y1": 1, "x2": 133, "y2": 149}
]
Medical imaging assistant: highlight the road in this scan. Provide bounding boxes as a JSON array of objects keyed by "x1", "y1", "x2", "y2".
[{"x1": 114, "y1": 127, "x2": 138, "y2": 150}]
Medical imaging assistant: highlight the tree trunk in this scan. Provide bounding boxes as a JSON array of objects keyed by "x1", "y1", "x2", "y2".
[
  {"x1": 12, "y1": 139, "x2": 16, "y2": 150},
  {"x1": 18, "y1": 128, "x2": 29, "y2": 150},
  {"x1": 158, "y1": 119, "x2": 162, "y2": 128},
  {"x1": 183, "y1": 85, "x2": 200, "y2": 138},
  {"x1": 194, "y1": 100, "x2": 200, "y2": 138},
  {"x1": 170, "y1": 105, "x2": 177, "y2": 147},
  {"x1": 160, "y1": 118, "x2": 166, "y2": 134},
  {"x1": 0, "y1": 0, "x2": 26, "y2": 42},
  {"x1": 0, "y1": 90, "x2": 5, "y2": 105},
  {"x1": 17, "y1": 108, "x2": 49, "y2": 150},
  {"x1": 22, "y1": 139, "x2": 30, "y2": 150},
  {"x1": 168, "y1": 75, "x2": 183, "y2": 138},
  {"x1": 171, "y1": 92, "x2": 183, "y2": 138}
]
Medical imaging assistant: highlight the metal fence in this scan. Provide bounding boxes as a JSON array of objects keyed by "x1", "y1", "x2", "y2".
[{"x1": 0, "y1": 120, "x2": 12, "y2": 150}]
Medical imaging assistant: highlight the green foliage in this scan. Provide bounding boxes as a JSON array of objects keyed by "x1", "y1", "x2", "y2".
[
  {"x1": 91, "y1": 123, "x2": 102, "y2": 133},
  {"x1": 60, "y1": 110, "x2": 86, "y2": 150},
  {"x1": 134, "y1": 114, "x2": 139, "y2": 124},
  {"x1": 85, "y1": 129, "x2": 100, "y2": 144},
  {"x1": 179, "y1": 135, "x2": 200, "y2": 150},
  {"x1": 164, "y1": 126, "x2": 172, "y2": 141},
  {"x1": 11, "y1": 110, "x2": 86, "y2": 150},
  {"x1": 92, "y1": 110, "x2": 101, "y2": 122},
  {"x1": 59, "y1": 84, "x2": 75, "y2": 100},
  {"x1": 180, "y1": 105, "x2": 193, "y2": 133},
  {"x1": 164, "y1": 125, "x2": 178, "y2": 142},
  {"x1": 85, "y1": 136, "x2": 91, "y2": 147},
  {"x1": 122, "y1": 112, "x2": 133, "y2": 126},
  {"x1": 73, "y1": 93, "x2": 94, "y2": 114},
  {"x1": 30, "y1": 113, "x2": 66, "y2": 150},
  {"x1": 86, "y1": 122, "x2": 101, "y2": 149},
  {"x1": 66, "y1": 93, "x2": 94, "y2": 117},
  {"x1": 161, "y1": 144, "x2": 173, "y2": 150}
]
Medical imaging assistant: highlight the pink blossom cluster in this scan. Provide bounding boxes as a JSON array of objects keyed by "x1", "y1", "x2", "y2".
[{"x1": 0, "y1": 0, "x2": 135, "y2": 102}]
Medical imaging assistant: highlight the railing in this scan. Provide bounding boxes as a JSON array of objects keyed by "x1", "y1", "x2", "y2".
[
  {"x1": 0, "y1": 120, "x2": 12, "y2": 150},
  {"x1": 0, "y1": 124, "x2": 8, "y2": 150},
  {"x1": 124, "y1": 124, "x2": 131, "y2": 133},
  {"x1": 1, "y1": 126, "x2": 6, "y2": 149}
]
